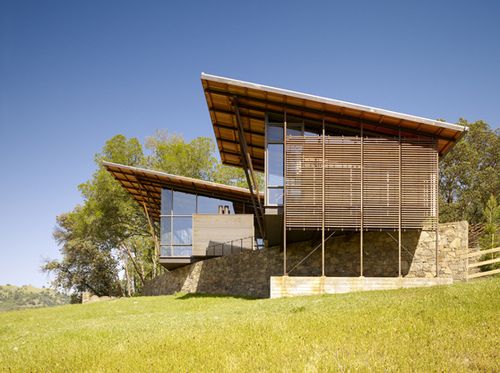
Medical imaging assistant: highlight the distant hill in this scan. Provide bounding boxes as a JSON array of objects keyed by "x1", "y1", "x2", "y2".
[{"x1": 0, "y1": 284, "x2": 69, "y2": 312}]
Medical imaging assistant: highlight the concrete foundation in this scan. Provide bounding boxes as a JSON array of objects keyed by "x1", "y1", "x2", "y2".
[{"x1": 270, "y1": 276, "x2": 453, "y2": 298}]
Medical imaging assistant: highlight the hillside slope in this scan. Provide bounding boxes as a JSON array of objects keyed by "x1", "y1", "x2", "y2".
[
  {"x1": 0, "y1": 284, "x2": 69, "y2": 312},
  {"x1": 0, "y1": 278, "x2": 498, "y2": 372}
]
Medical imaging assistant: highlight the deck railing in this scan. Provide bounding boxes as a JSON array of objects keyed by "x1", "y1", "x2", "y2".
[{"x1": 205, "y1": 236, "x2": 262, "y2": 257}]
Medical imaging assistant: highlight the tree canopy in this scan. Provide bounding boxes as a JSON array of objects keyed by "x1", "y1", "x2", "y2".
[
  {"x1": 43, "y1": 132, "x2": 253, "y2": 299},
  {"x1": 439, "y1": 119, "x2": 499, "y2": 224}
]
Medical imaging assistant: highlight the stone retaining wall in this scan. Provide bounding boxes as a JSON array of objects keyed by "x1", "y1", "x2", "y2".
[{"x1": 143, "y1": 221, "x2": 469, "y2": 298}]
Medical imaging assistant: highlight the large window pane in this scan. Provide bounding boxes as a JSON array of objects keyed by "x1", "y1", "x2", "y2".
[
  {"x1": 172, "y1": 217, "x2": 192, "y2": 245},
  {"x1": 197, "y1": 196, "x2": 234, "y2": 214},
  {"x1": 160, "y1": 245, "x2": 192, "y2": 257},
  {"x1": 268, "y1": 188, "x2": 284, "y2": 205},
  {"x1": 286, "y1": 124, "x2": 303, "y2": 136},
  {"x1": 161, "y1": 189, "x2": 172, "y2": 215},
  {"x1": 267, "y1": 124, "x2": 283, "y2": 143},
  {"x1": 173, "y1": 191, "x2": 196, "y2": 215},
  {"x1": 172, "y1": 246, "x2": 192, "y2": 256},
  {"x1": 160, "y1": 217, "x2": 171, "y2": 245},
  {"x1": 268, "y1": 143, "x2": 283, "y2": 186},
  {"x1": 160, "y1": 245, "x2": 172, "y2": 257}
]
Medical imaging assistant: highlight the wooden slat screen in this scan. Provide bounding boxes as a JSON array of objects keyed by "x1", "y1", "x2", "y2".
[
  {"x1": 285, "y1": 137, "x2": 323, "y2": 228},
  {"x1": 285, "y1": 135, "x2": 437, "y2": 230},
  {"x1": 324, "y1": 136, "x2": 361, "y2": 229},
  {"x1": 401, "y1": 139, "x2": 438, "y2": 229},
  {"x1": 363, "y1": 138, "x2": 399, "y2": 229}
]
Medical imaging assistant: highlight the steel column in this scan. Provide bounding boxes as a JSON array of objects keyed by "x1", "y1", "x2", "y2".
[
  {"x1": 360, "y1": 123, "x2": 364, "y2": 277},
  {"x1": 322, "y1": 119, "x2": 326, "y2": 277},
  {"x1": 283, "y1": 111, "x2": 287, "y2": 275},
  {"x1": 232, "y1": 99, "x2": 265, "y2": 240},
  {"x1": 435, "y1": 139, "x2": 439, "y2": 277},
  {"x1": 398, "y1": 128, "x2": 402, "y2": 277}
]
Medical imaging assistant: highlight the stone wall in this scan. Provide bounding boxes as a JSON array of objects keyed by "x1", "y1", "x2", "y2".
[{"x1": 143, "y1": 221, "x2": 469, "y2": 298}]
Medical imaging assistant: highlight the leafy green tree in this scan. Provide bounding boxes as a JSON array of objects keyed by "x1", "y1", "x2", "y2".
[
  {"x1": 439, "y1": 119, "x2": 500, "y2": 224},
  {"x1": 43, "y1": 135, "x2": 153, "y2": 297},
  {"x1": 479, "y1": 194, "x2": 500, "y2": 271},
  {"x1": 43, "y1": 210, "x2": 123, "y2": 297},
  {"x1": 146, "y1": 131, "x2": 218, "y2": 180},
  {"x1": 43, "y1": 132, "x2": 264, "y2": 298}
]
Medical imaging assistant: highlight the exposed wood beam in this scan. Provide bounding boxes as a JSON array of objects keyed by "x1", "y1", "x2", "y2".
[
  {"x1": 205, "y1": 89, "x2": 454, "y2": 142},
  {"x1": 218, "y1": 137, "x2": 265, "y2": 150},
  {"x1": 210, "y1": 107, "x2": 265, "y2": 123}
]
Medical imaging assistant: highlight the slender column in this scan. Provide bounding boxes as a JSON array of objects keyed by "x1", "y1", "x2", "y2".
[
  {"x1": 283, "y1": 111, "x2": 287, "y2": 275},
  {"x1": 435, "y1": 140, "x2": 439, "y2": 277},
  {"x1": 232, "y1": 99, "x2": 265, "y2": 240},
  {"x1": 398, "y1": 129, "x2": 402, "y2": 277},
  {"x1": 321, "y1": 119, "x2": 325, "y2": 277},
  {"x1": 360, "y1": 123, "x2": 364, "y2": 277}
]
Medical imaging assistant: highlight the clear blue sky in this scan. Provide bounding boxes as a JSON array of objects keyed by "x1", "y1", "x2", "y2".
[{"x1": 1, "y1": 0, "x2": 499, "y2": 287}]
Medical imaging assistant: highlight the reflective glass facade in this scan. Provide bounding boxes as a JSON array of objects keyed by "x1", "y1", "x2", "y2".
[{"x1": 160, "y1": 190, "x2": 235, "y2": 257}]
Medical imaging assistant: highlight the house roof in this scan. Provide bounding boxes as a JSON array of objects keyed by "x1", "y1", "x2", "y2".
[
  {"x1": 103, "y1": 161, "x2": 262, "y2": 221},
  {"x1": 201, "y1": 73, "x2": 467, "y2": 171}
]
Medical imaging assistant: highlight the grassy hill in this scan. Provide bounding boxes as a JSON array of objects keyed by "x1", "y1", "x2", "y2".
[
  {"x1": 0, "y1": 278, "x2": 498, "y2": 372},
  {"x1": 0, "y1": 284, "x2": 69, "y2": 312}
]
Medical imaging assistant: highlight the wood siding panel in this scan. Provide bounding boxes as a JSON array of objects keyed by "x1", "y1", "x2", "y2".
[{"x1": 192, "y1": 214, "x2": 254, "y2": 256}]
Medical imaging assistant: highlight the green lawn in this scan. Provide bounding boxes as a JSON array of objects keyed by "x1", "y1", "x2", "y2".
[{"x1": 0, "y1": 278, "x2": 498, "y2": 372}]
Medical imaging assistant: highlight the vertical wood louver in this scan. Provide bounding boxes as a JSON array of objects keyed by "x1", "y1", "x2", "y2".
[
  {"x1": 285, "y1": 136, "x2": 323, "y2": 228},
  {"x1": 285, "y1": 135, "x2": 437, "y2": 230}
]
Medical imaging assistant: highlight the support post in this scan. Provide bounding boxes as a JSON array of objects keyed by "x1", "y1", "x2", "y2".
[
  {"x1": 232, "y1": 99, "x2": 266, "y2": 240},
  {"x1": 398, "y1": 128, "x2": 402, "y2": 277},
  {"x1": 435, "y1": 139, "x2": 439, "y2": 277},
  {"x1": 321, "y1": 119, "x2": 325, "y2": 277},
  {"x1": 283, "y1": 111, "x2": 287, "y2": 275},
  {"x1": 360, "y1": 123, "x2": 364, "y2": 277}
]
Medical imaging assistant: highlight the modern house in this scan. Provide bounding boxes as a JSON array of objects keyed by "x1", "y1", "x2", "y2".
[{"x1": 105, "y1": 73, "x2": 468, "y2": 298}]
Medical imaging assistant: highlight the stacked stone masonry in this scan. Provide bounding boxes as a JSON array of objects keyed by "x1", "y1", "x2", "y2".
[{"x1": 143, "y1": 221, "x2": 470, "y2": 298}]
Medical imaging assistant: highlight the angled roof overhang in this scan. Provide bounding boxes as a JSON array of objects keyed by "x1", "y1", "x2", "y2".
[
  {"x1": 201, "y1": 73, "x2": 467, "y2": 171},
  {"x1": 103, "y1": 161, "x2": 263, "y2": 222}
]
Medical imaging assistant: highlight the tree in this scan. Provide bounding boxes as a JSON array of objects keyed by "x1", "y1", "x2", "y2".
[
  {"x1": 43, "y1": 132, "x2": 263, "y2": 299},
  {"x1": 479, "y1": 195, "x2": 500, "y2": 271},
  {"x1": 146, "y1": 131, "x2": 218, "y2": 180},
  {"x1": 439, "y1": 119, "x2": 500, "y2": 224},
  {"x1": 43, "y1": 135, "x2": 152, "y2": 298},
  {"x1": 43, "y1": 210, "x2": 123, "y2": 298}
]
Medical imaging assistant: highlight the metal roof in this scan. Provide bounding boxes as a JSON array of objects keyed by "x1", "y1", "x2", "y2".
[
  {"x1": 103, "y1": 161, "x2": 262, "y2": 222},
  {"x1": 201, "y1": 73, "x2": 467, "y2": 171}
]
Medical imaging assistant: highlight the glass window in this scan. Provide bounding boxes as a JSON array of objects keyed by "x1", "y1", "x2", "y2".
[
  {"x1": 304, "y1": 122, "x2": 321, "y2": 136},
  {"x1": 160, "y1": 217, "x2": 171, "y2": 245},
  {"x1": 268, "y1": 188, "x2": 284, "y2": 205},
  {"x1": 268, "y1": 144, "x2": 283, "y2": 186},
  {"x1": 172, "y1": 246, "x2": 192, "y2": 257},
  {"x1": 267, "y1": 124, "x2": 283, "y2": 143},
  {"x1": 173, "y1": 191, "x2": 196, "y2": 215},
  {"x1": 160, "y1": 245, "x2": 192, "y2": 257},
  {"x1": 197, "y1": 196, "x2": 234, "y2": 214},
  {"x1": 172, "y1": 217, "x2": 192, "y2": 245},
  {"x1": 268, "y1": 112, "x2": 284, "y2": 123},
  {"x1": 161, "y1": 189, "x2": 172, "y2": 215},
  {"x1": 160, "y1": 245, "x2": 172, "y2": 257},
  {"x1": 287, "y1": 124, "x2": 303, "y2": 136}
]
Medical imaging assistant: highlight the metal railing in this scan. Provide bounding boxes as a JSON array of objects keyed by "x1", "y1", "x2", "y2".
[{"x1": 206, "y1": 236, "x2": 262, "y2": 257}]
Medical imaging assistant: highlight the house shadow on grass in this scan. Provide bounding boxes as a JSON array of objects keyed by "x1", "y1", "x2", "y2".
[{"x1": 174, "y1": 292, "x2": 258, "y2": 301}]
